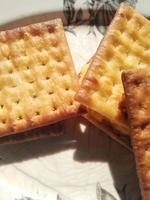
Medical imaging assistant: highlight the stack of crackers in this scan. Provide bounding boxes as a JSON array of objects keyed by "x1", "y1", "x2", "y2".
[
  {"x1": 0, "y1": 3, "x2": 149, "y2": 199},
  {"x1": 76, "y1": 3, "x2": 150, "y2": 200}
]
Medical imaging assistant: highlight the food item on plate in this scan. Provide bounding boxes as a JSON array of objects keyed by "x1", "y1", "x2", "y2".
[
  {"x1": 0, "y1": 18, "x2": 80, "y2": 137},
  {"x1": 122, "y1": 69, "x2": 150, "y2": 200},
  {"x1": 79, "y1": 63, "x2": 131, "y2": 150},
  {"x1": 0, "y1": 122, "x2": 64, "y2": 144},
  {"x1": 76, "y1": 3, "x2": 150, "y2": 138},
  {"x1": 79, "y1": 61, "x2": 130, "y2": 136}
]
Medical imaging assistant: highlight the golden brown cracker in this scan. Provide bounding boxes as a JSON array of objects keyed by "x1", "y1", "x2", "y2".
[
  {"x1": 79, "y1": 63, "x2": 130, "y2": 150},
  {"x1": 76, "y1": 3, "x2": 150, "y2": 136},
  {"x1": 0, "y1": 19, "x2": 80, "y2": 137},
  {"x1": 122, "y1": 68, "x2": 150, "y2": 200}
]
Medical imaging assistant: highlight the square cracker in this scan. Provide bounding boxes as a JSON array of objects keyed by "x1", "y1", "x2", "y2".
[
  {"x1": 122, "y1": 69, "x2": 150, "y2": 200},
  {"x1": 0, "y1": 19, "x2": 80, "y2": 137},
  {"x1": 76, "y1": 3, "x2": 150, "y2": 135},
  {"x1": 79, "y1": 63, "x2": 131, "y2": 150}
]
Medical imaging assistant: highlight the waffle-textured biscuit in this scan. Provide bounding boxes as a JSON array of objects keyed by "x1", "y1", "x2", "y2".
[
  {"x1": 79, "y1": 63, "x2": 130, "y2": 135},
  {"x1": 0, "y1": 19, "x2": 80, "y2": 137},
  {"x1": 0, "y1": 122, "x2": 64, "y2": 145},
  {"x1": 122, "y1": 69, "x2": 150, "y2": 200},
  {"x1": 79, "y1": 63, "x2": 131, "y2": 150},
  {"x1": 76, "y1": 3, "x2": 150, "y2": 135}
]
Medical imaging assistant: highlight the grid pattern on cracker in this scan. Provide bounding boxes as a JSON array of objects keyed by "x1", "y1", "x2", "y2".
[
  {"x1": 79, "y1": 62, "x2": 130, "y2": 135},
  {"x1": 0, "y1": 19, "x2": 79, "y2": 136},
  {"x1": 79, "y1": 63, "x2": 130, "y2": 150},
  {"x1": 122, "y1": 69, "x2": 150, "y2": 199},
  {"x1": 76, "y1": 3, "x2": 150, "y2": 131}
]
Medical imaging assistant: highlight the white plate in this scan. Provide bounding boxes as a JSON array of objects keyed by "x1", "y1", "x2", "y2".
[{"x1": 0, "y1": 1, "x2": 149, "y2": 199}]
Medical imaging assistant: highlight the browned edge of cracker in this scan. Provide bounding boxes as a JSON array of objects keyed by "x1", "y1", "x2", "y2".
[
  {"x1": 0, "y1": 103, "x2": 79, "y2": 138},
  {"x1": 75, "y1": 2, "x2": 147, "y2": 106},
  {"x1": 85, "y1": 112, "x2": 131, "y2": 151},
  {"x1": 0, "y1": 18, "x2": 61, "y2": 42},
  {"x1": 78, "y1": 59, "x2": 131, "y2": 150},
  {"x1": 0, "y1": 122, "x2": 64, "y2": 145},
  {"x1": 0, "y1": 18, "x2": 82, "y2": 138},
  {"x1": 122, "y1": 69, "x2": 150, "y2": 200}
]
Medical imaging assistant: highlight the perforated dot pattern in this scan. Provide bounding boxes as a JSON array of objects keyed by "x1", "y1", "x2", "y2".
[
  {"x1": 0, "y1": 19, "x2": 79, "y2": 136},
  {"x1": 79, "y1": 63, "x2": 130, "y2": 135},
  {"x1": 76, "y1": 3, "x2": 150, "y2": 131}
]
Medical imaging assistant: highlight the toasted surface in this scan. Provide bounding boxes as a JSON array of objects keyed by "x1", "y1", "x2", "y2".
[
  {"x1": 79, "y1": 63, "x2": 130, "y2": 150},
  {"x1": 79, "y1": 62, "x2": 130, "y2": 136},
  {"x1": 76, "y1": 3, "x2": 150, "y2": 133},
  {"x1": 122, "y1": 69, "x2": 150, "y2": 200},
  {"x1": 0, "y1": 19, "x2": 80, "y2": 136},
  {"x1": 0, "y1": 122, "x2": 64, "y2": 145}
]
